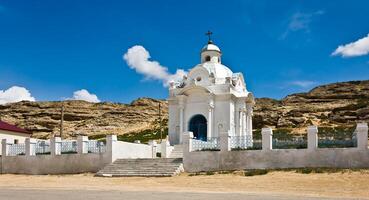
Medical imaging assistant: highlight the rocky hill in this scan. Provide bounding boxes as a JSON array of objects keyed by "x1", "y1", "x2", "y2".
[
  {"x1": 253, "y1": 80, "x2": 369, "y2": 131},
  {"x1": 0, "y1": 80, "x2": 368, "y2": 139},
  {"x1": 0, "y1": 98, "x2": 167, "y2": 139}
]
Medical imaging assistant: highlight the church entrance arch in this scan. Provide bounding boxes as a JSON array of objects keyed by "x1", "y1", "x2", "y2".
[{"x1": 188, "y1": 114, "x2": 207, "y2": 141}]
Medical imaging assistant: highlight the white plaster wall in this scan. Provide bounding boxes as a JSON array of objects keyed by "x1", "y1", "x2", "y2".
[
  {"x1": 0, "y1": 130, "x2": 29, "y2": 155},
  {"x1": 213, "y1": 98, "x2": 231, "y2": 137},
  {"x1": 1, "y1": 153, "x2": 110, "y2": 175},
  {"x1": 184, "y1": 148, "x2": 369, "y2": 172},
  {"x1": 112, "y1": 141, "x2": 153, "y2": 161}
]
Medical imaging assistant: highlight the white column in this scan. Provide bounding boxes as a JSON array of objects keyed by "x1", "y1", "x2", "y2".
[
  {"x1": 242, "y1": 110, "x2": 247, "y2": 135},
  {"x1": 236, "y1": 110, "x2": 242, "y2": 136},
  {"x1": 179, "y1": 105, "x2": 184, "y2": 143},
  {"x1": 207, "y1": 107, "x2": 212, "y2": 138}
]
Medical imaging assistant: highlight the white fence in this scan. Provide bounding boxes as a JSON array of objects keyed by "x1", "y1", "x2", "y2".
[
  {"x1": 183, "y1": 123, "x2": 369, "y2": 172},
  {"x1": 1, "y1": 135, "x2": 156, "y2": 175}
]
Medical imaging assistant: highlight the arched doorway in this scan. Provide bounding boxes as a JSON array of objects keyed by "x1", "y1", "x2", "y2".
[{"x1": 188, "y1": 114, "x2": 207, "y2": 141}]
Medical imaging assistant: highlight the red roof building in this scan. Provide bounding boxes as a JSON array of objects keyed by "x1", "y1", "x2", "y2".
[{"x1": 0, "y1": 120, "x2": 31, "y2": 134}]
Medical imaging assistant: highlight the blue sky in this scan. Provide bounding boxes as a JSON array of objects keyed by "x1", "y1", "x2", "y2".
[{"x1": 0, "y1": 0, "x2": 369, "y2": 103}]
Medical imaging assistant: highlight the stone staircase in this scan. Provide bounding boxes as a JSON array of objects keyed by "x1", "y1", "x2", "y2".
[
  {"x1": 169, "y1": 144, "x2": 183, "y2": 158},
  {"x1": 96, "y1": 158, "x2": 183, "y2": 177}
]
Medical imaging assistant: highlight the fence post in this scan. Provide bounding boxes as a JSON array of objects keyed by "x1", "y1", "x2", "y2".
[
  {"x1": 1, "y1": 139, "x2": 12, "y2": 156},
  {"x1": 51, "y1": 137, "x2": 61, "y2": 156},
  {"x1": 148, "y1": 140, "x2": 157, "y2": 158},
  {"x1": 161, "y1": 139, "x2": 169, "y2": 158},
  {"x1": 183, "y1": 132, "x2": 193, "y2": 153},
  {"x1": 25, "y1": 138, "x2": 36, "y2": 156},
  {"x1": 356, "y1": 123, "x2": 368, "y2": 150},
  {"x1": 77, "y1": 136, "x2": 88, "y2": 154},
  {"x1": 220, "y1": 130, "x2": 231, "y2": 152},
  {"x1": 307, "y1": 126, "x2": 318, "y2": 150},
  {"x1": 262, "y1": 128, "x2": 273, "y2": 150},
  {"x1": 106, "y1": 135, "x2": 117, "y2": 162}
]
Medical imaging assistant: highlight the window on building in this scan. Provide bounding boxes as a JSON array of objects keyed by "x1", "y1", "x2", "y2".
[
  {"x1": 14, "y1": 139, "x2": 19, "y2": 144},
  {"x1": 205, "y1": 56, "x2": 211, "y2": 61}
]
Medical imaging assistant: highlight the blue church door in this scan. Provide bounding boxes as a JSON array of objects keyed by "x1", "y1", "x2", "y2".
[{"x1": 188, "y1": 114, "x2": 207, "y2": 141}]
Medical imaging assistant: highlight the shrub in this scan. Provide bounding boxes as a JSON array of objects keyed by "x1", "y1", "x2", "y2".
[{"x1": 244, "y1": 169, "x2": 268, "y2": 176}]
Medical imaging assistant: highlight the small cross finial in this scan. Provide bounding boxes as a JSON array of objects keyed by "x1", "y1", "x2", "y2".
[{"x1": 205, "y1": 31, "x2": 213, "y2": 44}]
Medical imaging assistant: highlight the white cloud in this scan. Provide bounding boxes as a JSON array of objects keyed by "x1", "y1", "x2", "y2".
[
  {"x1": 0, "y1": 86, "x2": 36, "y2": 105},
  {"x1": 332, "y1": 34, "x2": 369, "y2": 58},
  {"x1": 281, "y1": 10, "x2": 324, "y2": 39},
  {"x1": 289, "y1": 80, "x2": 317, "y2": 88},
  {"x1": 123, "y1": 45, "x2": 187, "y2": 86},
  {"x1": 70, "y1": 89, "x2": 100, "y2": 103}
]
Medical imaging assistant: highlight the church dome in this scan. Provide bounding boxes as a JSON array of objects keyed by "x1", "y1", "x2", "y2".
[
  {"x1": 201, "y1": 43, "x2": 221, "y2": 53},
  {"x1": 201, "y1": 62, "x2": 233, "y2": 78}
]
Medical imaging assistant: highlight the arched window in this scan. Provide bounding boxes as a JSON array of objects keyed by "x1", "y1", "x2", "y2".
[{"x1": 205, "y1": 56, "x2": 211, "y2": 62}]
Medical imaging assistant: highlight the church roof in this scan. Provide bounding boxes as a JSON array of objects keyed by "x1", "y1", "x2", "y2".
[{"x1": 0, "y1": 120, "x2": 31, "y2": 134}]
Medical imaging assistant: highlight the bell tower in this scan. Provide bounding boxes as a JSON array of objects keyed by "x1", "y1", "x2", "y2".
[{"x1": 200, "y1": 31, "x2": 222, "y2": 64}]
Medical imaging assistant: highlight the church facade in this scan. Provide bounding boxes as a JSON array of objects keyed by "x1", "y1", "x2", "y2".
[{"x1": 168, "y1": 38, "x2": 255, "y2": 145}]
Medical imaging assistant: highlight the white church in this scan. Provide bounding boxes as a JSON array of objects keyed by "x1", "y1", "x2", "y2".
[{"x1": 168, "y1": 34, "x2": 255, "y2": 145}]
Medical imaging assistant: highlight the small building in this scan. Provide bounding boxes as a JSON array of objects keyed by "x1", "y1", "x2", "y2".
[
  {"x1": 168, "y1": 37, "x2": 255, "y2": 145},
  {"x1": 0, "y1": 120, "x2": 31, "y2": 155}
]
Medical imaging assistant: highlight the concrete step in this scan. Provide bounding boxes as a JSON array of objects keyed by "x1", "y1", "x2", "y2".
[
  {"x1": 96, "y1": 158, "x2": 183, "y2": 177},
  {"x1": 169, "y1": 145, "x2": 183, "y2": 158}
]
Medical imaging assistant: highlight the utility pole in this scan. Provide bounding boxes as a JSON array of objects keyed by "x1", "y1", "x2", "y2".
[
  {"x1": 159, "y1": 102, "x2": 162, "y2": 142},
  {"x1": 60, "y1": 103, "x2": 64, "y2": 139}
]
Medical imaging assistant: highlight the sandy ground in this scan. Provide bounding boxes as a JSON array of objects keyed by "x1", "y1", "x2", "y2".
[{"x1": 0, "y1": 170, "x2": 369, "y2": 199}]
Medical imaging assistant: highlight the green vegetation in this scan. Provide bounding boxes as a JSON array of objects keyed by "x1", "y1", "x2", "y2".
[
  {"x1": 244, "y1": 169, "x2": 268, "y2": 176},
  {"x1": 88, "y1": 118, "x2": 168, "y2": 144},
  {"x1": 117, "y1": 128, "x2": 168, "y2": 144},
  {"x1": 318, "y1": 126, "x2": 356, "y2": 139}
]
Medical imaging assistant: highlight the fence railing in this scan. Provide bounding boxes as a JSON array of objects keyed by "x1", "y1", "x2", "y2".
[
  {"x1": 230, "y1": 135, "x2": 263, "y2": 150},
  {"x1": 273, "y1": 138, "x2": 307, "y2": 149},
  {"x1": 192, "y1": 137, "x2": 220, "y2": 151},
  {"x1": 318, "y1": 138, "x2": 357, "y2": 148},
  {"x1": 61, "y1": 140, "x2": 77, "y2": 154},
  {"x1": 87, "y1": 140, "x2": 106, "y2": 153},
  {"x1": 36, "y1": 141, "x2": 50, "y2": 154},
  {"x1": 8, "y1": 143, "x2": 26, "y2": 156}
]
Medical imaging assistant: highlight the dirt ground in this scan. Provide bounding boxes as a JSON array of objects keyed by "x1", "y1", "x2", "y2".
[{"x1": 0, "y1": 170, "x2": 369, "y2": 199}]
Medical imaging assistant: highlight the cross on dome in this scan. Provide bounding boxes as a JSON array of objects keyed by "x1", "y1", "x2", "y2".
[{"x1": 205, "y1": 31, "x2": 213, "y2": 44}]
